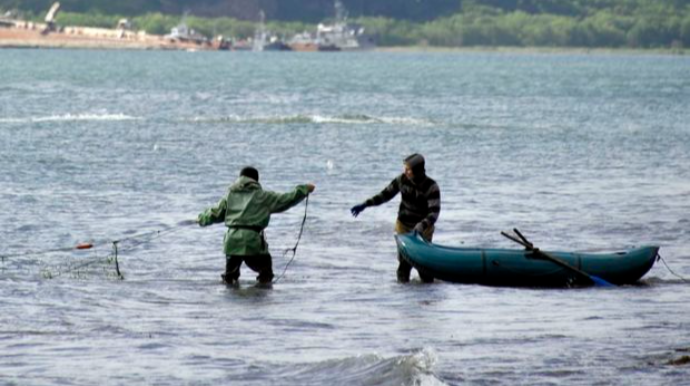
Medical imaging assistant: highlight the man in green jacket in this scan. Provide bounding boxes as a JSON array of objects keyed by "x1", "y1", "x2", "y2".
[{"x1": 198, "y1": 166, "x2": 315, "y2": 285}]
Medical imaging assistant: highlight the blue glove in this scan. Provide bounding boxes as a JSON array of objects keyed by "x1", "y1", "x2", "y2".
[
  {"x1": 413, "y1": 222, "x2": 425, "y2": 234},
  {"x1": 350, "y1": 203, "x2": 367, "y2": 217}
]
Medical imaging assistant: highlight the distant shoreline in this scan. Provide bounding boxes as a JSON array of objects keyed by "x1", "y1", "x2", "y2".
[
  {"x1": 375, "y1": 45, "x2": 689, "y2": 56},
  {"x1": 1, "y1": 35, "x2": 687, "y2": 56},
  {"x1": 0, "y1": 25, "x2": 220, "y2": 51}
]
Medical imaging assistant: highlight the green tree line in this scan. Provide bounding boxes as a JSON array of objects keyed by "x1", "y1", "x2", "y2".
[
  {"x1": 361, "y1": 1, "x2": 690, "y2": 48},
  {"x1": 3, "y1": 0, "x2": 690, "y2": 48},
  {"x1": 1, "y1": 0, "x2": 459, "y2": 22},
  {"x1": 49, "y1": 12, "x2": 312, "y2": 41}
]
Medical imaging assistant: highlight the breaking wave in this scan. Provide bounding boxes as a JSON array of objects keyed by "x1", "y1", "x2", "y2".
[
  {"x1": 266, "y1": 348, "x2": 449, "y2": 386},
  {"x1": 185, "y1": 114, "x2": 436, "y2": 126},
  {"x1": 0, "y1": 113, "x2": 434, "y2": 126}
]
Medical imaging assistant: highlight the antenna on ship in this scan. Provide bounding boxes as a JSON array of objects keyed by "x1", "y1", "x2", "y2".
[
  {"x1": 253, "y1": 10, "x2": 266, "y2": 52},
  {"x1": 335, "y1": 0, "x2": 347, "y2": 23}
]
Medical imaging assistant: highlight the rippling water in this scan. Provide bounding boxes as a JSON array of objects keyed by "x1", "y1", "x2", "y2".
[{"x1": 1, "y1": 49, "x2": 689, "y2": 385}]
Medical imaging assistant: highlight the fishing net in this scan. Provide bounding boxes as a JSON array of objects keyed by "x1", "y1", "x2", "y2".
[
  {"x1": 0, "y1": 224, "x2": 190, "y2": 281},
  {"x1": 0, "y1": 243, "x2": 122, "y2": 280}
]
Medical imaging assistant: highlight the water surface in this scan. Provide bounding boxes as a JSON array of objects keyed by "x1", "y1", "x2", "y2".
[{"x1": 1, "y1": 49, "x2": 689, "y2": 385}]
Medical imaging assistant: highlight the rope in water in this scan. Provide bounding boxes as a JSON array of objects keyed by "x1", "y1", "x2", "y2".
[
  {"x1": 273, "y1": 195, "x2": 310, "y2": 284},
  {"x1": 0, "y1": 244, "x2": 94, "y2": 259},
  {"x1": 85, "y1": 223, "x2": 194, "y2": 279},
  {"x1": 658, "y1": 254, "x2": 689, "y2": 283}
]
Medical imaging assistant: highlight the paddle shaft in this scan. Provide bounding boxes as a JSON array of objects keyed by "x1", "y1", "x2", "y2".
[
  {"x1": 501, "y1": 230, "x2": 610, "y2": 286},
  {"x1": 531, "y1": 249, "x2": 597, "y2": 284}
]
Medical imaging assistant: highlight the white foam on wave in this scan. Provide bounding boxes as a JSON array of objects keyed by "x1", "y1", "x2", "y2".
[
  {"x1": 187, "y1": 114, "x2": 243, "y2": 123},
  {"x1": 0, "y1": 113, "x2": 139, "y2": 123},
  {"x1": 184, "y1": 114, "x2": 435, "y2": 126},
  {"x1": 377, "y1": 116, "x2": 437, "y2": 126},
  {"x1": 274, "y1": 348, "x2": 448, "y2": 386},
  {"x1": 310, "y1": 114, "x2": 371, "y2": 124}
]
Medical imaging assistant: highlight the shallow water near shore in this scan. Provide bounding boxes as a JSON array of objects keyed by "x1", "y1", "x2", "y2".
[{"x1": 1, "y1": 49, "x2": 689, "y2": 385}]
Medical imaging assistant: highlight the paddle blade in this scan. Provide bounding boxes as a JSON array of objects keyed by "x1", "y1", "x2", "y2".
[{"x1": 590, "y1": 275, "x2": 615, "y2": 287}]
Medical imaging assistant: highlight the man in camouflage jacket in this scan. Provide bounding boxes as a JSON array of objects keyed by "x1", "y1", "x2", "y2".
[{"x1": 351, "y1": 154, "x2": 440, "y2": 283}]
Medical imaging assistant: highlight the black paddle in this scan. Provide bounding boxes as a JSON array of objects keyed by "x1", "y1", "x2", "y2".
[{"x1": 501, "y1": 228, "x2": 614, "y2": 287}]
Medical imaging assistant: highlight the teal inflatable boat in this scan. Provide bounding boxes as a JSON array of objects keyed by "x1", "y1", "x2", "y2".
[{"x1": 395, "y1": 232, "x2": 660, "y2": 287}]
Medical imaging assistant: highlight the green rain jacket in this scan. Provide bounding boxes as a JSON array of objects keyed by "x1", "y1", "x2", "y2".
[{"x1": 198, "y1": 176, "x2": 310, "y2": 256}]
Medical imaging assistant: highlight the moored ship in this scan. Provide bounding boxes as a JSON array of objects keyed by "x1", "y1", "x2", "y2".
[{"x1": 288, "y1": 0, "x2": 376, "y2": 52}]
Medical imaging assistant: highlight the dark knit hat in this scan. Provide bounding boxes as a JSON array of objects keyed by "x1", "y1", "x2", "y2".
[
  {"x1": 240, "y1": 166, "x2": 259, "y2": 182},
  {"x1": 404, "y1": 153, "x2": 425, "y2": 172}
]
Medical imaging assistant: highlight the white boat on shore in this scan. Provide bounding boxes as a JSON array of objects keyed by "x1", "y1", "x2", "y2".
[{"x1": 289, "y1": 0, "x2": 376, "y2": 52}]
